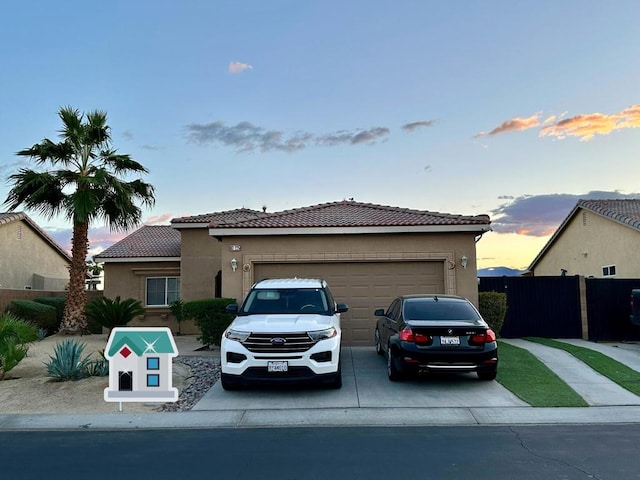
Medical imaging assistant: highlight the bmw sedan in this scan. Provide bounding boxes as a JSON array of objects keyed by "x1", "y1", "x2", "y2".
[{"x1": 374, "y1": 295, "x2": 498, "y2": 381}]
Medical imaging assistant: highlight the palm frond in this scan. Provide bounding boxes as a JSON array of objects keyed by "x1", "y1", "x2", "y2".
[
  {"x1": 101, "y1": 151, "x2": 150, "y2": 174},
  {"x1": 16, "y1": 139, "x2": 75, "y2": 167},
  {"x1": 4, "y1": 169, "x2": 65, "y2": 216}
]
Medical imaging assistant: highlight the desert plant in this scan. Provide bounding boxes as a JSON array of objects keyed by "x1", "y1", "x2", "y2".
[
  {"x1": 6, "y1": 299, "x2": 57, "y2": 333},
  {"x1": 0, "y1": 313, "x2": 39, "y2": 380},
  {"x1": 86, "y1": 358, "x2": 109, "y2": 377},
  {"x1": 169, "y1": 299, "x2": 185, "y2": 335},
  {"x1": 86, "y1": 348, "x2": 109, "y2": 377},
  {"x1": 37, "y1": 328, "x2": 48, "y2": 341},
  {"x1": 44, "y1": 339, "x2": 93, "y2": 381},
  {"x1": 85, "y1": 296, "x2": 145, "y2": 330},
  {"x1": 183, "y1": 298, "x2": 236, "y2": 346},
  {"x1": 478, "y1": 291, "x2": 507, "y2": 336}
]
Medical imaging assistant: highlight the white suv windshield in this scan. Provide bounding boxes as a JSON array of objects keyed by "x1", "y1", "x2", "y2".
[{"x1": 240, "y1": 288, "x2": 330, "y2": 315}]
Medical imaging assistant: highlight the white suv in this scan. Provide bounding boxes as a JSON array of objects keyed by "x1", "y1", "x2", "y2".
[{"x1": 220, "y1": 278, "x2": 348, "y2": 390}]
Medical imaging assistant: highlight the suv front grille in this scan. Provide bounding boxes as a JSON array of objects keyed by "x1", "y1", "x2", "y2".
[{"x1": 242, "y1": 332, "x2": 316, "y2": 353}]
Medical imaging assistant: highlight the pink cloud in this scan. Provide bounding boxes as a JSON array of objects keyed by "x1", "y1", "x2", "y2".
[
  {"x1": 228, "y1": 61, "x2": 253, "y2": 74},
  {"x1": 144, "y1": 213, "x2": 173, "y2": 225},
  {"x1": 540, "y1": 104, "x2": 640, "y2": 141},
  {"x1": 488, "y1": 114, "x2": 540, "y2": 136}
]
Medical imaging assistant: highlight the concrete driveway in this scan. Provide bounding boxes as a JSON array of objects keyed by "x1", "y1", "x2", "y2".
[{"x1": 192, "y1": 346, "x2": 526, "y2": 411}]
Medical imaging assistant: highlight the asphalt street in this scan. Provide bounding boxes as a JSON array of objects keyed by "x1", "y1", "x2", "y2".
[{"x1": 1, "y1": 425, "x2": 638, "y2": 480}]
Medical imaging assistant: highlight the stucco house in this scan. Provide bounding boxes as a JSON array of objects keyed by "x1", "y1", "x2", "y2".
[
  {"x1": 0, "y1": 212, "x2": 71, "y2": 291},
  {"x1": 527, "y1": 199, "x2": 640, "y2": 278},
  {"x1": 96, "y1": 200, "x2": 491, "y2": 346}
]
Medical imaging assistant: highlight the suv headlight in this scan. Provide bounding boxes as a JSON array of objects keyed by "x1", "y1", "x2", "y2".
[
  {"x1": 307, "y1": 327, "x2": 337, "y2": 341},
  {"x1": 225, "y1": 329, "x2": 250, "y2": 342}
]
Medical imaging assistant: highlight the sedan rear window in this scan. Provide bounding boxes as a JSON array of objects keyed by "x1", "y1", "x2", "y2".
[{"x1": 403, "y1": 299, "x2": 481, "y2": 321}]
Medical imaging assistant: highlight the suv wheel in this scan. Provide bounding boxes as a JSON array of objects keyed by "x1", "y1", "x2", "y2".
[
  {"x1": 387, "y1": 346, "x2": 403, "y2": 382},
  {"x1": 220, "y1": 373, "x2": 242, "y2": 391},
  {"x1": 327, "y1": 362, "x2": 342, "y2": 389}
]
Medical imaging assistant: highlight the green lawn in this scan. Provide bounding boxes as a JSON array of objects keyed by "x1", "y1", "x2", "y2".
[
  {"x1": 496, "y1": 340, "x2": 588, "y2": 407},
  {"x1": 525, "y1": 337, "x2": 640, "y2": 396}
]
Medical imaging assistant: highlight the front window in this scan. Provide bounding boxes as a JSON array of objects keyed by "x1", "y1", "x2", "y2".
[
  {"x1": 240, "y1": 288, "x2": 330, "y2": 315},
  {"x1": 146, "y1": 277, "x2": 180, "y2": 306}
]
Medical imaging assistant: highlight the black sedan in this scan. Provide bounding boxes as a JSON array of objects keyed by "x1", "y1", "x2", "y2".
[{"x1": 374, "y1": 295, "x2": 498, "y2": 381}]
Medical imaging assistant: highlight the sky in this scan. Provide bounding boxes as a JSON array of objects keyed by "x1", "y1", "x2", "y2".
[{"x1": 1, "y1": 1, "x2": 639, "y2": 271}]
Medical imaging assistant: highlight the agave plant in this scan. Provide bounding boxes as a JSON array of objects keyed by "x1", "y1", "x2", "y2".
[
  {"x1": 0, "y1": 313, "x2": 39, "y2": 380},
  {"x1": 44, "y1": 339, "x2": 93, "y2": 381},
  {"x1": 85, "y1": 296, "x2": 145, "y2": 330}
]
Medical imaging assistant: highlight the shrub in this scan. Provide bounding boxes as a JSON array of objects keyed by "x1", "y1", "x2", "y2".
[
  {"x1": 6, "y1": 300, "x2": 57, "y2": 334},
  {"x1": 44, "y1": 339, "x2": 92, "y2": 381},
  {"x1": 33, "y1": 297, "x2": 66, "y2": 331},
  {"x1": 183, "y1": 298, "x2": 236, "y2": 346},
  {"x1": 85, "y1": 296, "x2": 145, "y2": 330},
  {"x1": 0, "y1": 313, "x2": 39, "y2": 380},
  {"x1": 479, "y1": 291, "x2": 507, "y2": 336},
  {"x1": 169, "y1": 299, "x2": 185, "y2": 335},
  {"x1": 86, "y1": 349, "x2": 109, "y2": 377}
]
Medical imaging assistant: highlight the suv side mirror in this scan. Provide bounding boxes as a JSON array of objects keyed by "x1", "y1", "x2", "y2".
[
  {"x1": 226, "y1": 304, "x2": 239, "y2": 313},
  {"x1": 336, "y1": 303, "x2": 349, "y2": 313},
  {"x1": 374, "y1": 308, "x2": 385, "y2": 316}
]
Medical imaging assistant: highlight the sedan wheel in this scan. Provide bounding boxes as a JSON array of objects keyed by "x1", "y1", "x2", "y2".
[
  {"x1": 387, "y1": 347, "x2": 403, "y2": 382},
  {"x1": 375, "y1": 329, "x2": 383, "y2": 356},
  {"x1": 477, "y1": 369, "x2": 497, "y2": 381}
]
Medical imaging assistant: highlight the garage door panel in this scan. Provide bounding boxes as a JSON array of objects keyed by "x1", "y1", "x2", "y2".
[{"x1": 253, "y1": 261, "x2": 445, "y2": 346}]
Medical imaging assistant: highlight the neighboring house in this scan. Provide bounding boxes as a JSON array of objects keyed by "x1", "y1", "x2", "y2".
[
  {"x1": 0, "y1": 212, "x2": 71, "y2": 291},
  {"x1": 96, "y1": 200, "x2": 491, "y2": 346},
  {"x1": 527, "y1": 199, "x2": 640, "y2": 278},
  {"x1": 104, "y1": 327, "x2": 179, "y2": 403}
]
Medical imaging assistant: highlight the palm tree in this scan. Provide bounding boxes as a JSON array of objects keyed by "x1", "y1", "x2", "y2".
[{"x1": 3, "y1": 106, "x2": 155, "y2": 333}]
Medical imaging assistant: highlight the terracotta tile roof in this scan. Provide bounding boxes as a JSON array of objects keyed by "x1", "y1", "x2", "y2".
[
  {"x1": 171, "y1": 208, "x2": 267, "y2": 225},
  {"x1": 0, "y1": 211, "x2": 71, "y2": 262},
  {"x1": 209, "y1": 200, "x2": 491, "y2": 228},
  {"x1": 578, "y1": 199, "x2": 640, "y2": 230},
  {"x1": 96, "y1": 225, "x2": 180, "y2": 259}
]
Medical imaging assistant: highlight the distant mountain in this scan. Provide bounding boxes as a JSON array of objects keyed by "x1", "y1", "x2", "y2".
[{"x1": 477, "y1": 266, "x2": 525, "y2": 277}]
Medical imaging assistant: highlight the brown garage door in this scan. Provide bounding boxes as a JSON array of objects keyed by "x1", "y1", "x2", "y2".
[{"x1": 253, "y1": 261, "x2": 445, "y2": 346}]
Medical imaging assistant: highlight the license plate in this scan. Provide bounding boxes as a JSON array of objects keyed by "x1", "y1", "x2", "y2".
[
  {"x1": 267, "y1": 361, "x2": 288, "y2": 372},
  {"x1": 440, "y1": 336, "x2": 460, "y2": 345}
]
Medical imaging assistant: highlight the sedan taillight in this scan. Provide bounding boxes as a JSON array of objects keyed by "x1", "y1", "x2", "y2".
[
  {"x1": 399, "y1": 327, "x2": 431, "y2": 344},
  {"x1": 469, "y1": 329, "x2": 497, "y2": 345}
]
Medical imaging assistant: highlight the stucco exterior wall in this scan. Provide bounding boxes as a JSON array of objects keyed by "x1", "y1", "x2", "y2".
[
  {"x1": 101, "y1": 260, "x2": 200, "y2": 334},
  {"x1": 0, "y1": 219, "x2": 70, "y2": 290},
  {"x1": 178, "y1": 228, "x2": 222, "y2": 301},
  {"x1": 533, "y1": 209, "x2": 640, "y2": 278},
  {"x1": 217, "y1": 232, "x2": 481, "y2": 305}
]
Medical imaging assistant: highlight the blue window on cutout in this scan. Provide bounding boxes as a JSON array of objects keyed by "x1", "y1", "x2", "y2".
[
  {"x1": 147, "y1": 374, "x2": 160, "y2": 387},
  {"x1": 147, "y1": 357, "x2": 160, "y2": 370}
]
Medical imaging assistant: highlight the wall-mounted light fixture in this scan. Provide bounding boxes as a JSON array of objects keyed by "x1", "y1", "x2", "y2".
[
  {"x1": 231, "y1": 258, "x2": 238, "y2": 272},
  {"x1": 460, "y1": 255, "x2": 468, "y2": 269}
]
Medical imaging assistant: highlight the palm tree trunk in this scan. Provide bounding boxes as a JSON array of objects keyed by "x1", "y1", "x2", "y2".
[{"x1": 60, "y1": 221, "x2": 89, "y2": 334}]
